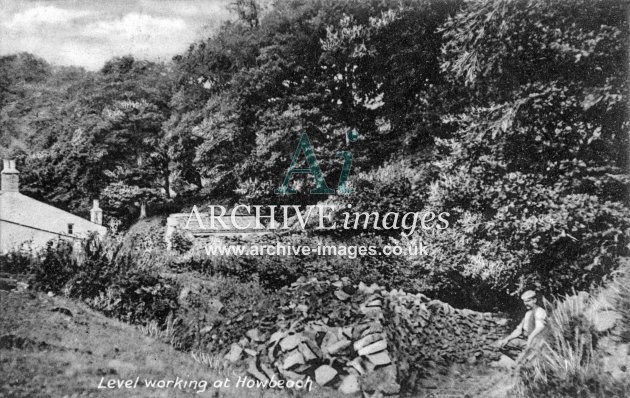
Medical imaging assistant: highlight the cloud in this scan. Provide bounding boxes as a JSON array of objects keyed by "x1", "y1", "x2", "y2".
[
  {"x1": 0, "y1": 1, "x2": 232, "y2": 70},
  {"x1": 79, "y1": 13, "x2": 197, "y2": 67},
  {"x1": 140, "y1": 0, "x2": 229, "y2": 18},
  {"x1": 88, "y1": 13, "x2": 187, "y2": 40},
  {"x1": 2, "y1": 5, "x2": 92, "y2": 29}
]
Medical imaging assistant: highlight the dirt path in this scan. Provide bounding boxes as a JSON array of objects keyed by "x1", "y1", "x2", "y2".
[{"x1": 415, "y1": 362, "x2": 517, "y2": 398}]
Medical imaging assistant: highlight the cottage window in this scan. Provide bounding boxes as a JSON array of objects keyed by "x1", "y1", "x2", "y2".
[{"x1": 67, "y1": 224, "x2": 74, "y2": 235}]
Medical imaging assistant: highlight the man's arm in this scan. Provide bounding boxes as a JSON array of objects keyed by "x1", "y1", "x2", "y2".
[
  {"x1": 498, "y1": 318, "x2": 523, "y2": 347},
  {"x1": 526, "y1": 308, "x2": 547, "y2": 346}
]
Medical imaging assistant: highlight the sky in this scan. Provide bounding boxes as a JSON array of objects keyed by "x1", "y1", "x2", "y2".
[{"x1": 0, "y1": 0, "x2": 233, "y2": 70}]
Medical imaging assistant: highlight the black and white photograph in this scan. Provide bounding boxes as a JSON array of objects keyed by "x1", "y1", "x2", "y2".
[{"x1": 0, "y1": 0, "x2": 628, "y2": 397}]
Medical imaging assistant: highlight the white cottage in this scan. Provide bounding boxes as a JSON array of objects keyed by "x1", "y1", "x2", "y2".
[{"x1": 0, "y1": 159, "x2": 107, "y2": 252}]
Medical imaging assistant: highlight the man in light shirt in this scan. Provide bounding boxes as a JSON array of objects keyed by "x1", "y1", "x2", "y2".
[{"x1": 496, "y1": 290, "x2": 548, "y2": 359}]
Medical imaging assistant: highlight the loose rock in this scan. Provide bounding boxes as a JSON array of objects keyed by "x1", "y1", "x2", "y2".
[{"x1": 315, "y1": 365, "x2": 337, "y2": 386}]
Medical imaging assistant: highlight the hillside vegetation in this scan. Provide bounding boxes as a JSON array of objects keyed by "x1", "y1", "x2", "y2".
[
  {"x1": 2, "y1": 0, "x2": 628, "y2": 311},
  {"x1": 1, "y1": 1, "x2": 629, "y2": 396}
]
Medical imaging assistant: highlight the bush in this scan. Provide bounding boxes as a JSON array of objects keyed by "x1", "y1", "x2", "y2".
[
  {"x1": 28, "y1": 240, "x2": 78, "y2": 293},
  {"x1": 67, "y1": 235, "x2": 179, "y2": 325},
  {"x1": 84, "y1": 269, "x2": 179, "y2": 325},
  {"x1": 173, "y1": 252, "x2": 302, "y2": 290},
  {"x1": 172, "y1": 232, "x2": 424, "y2": 293},
  {"x1": 124, "y1": 216, "x2": 168, "y2": 252},
  {"x1": 67, "y1": 236, "x2": 126, "y2": 299},
  {"x1": 2, "y1": 234, "x2": 179, "y2": 327},
  {"x1": 0, "y1": 248, "x2": 33, "y2": 275},
  {"x1": 170, "y1": 230, "x2": 194, "y2": 254}
]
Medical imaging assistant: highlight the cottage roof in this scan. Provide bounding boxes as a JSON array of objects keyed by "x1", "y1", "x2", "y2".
[{"x1": 0, "y1": 191, "x2": 107, "y2": 236}]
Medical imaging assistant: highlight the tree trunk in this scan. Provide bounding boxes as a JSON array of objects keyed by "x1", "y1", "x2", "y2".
[
  {"x1": 164, "y1": 173, "x2": 171, "y2": 199},
  {"x1": 163, "y1": 154, "x2": 171, "y2": 199}
]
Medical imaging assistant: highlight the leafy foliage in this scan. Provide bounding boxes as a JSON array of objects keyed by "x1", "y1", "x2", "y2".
[
  {"x1": 0, "y1": 248, "x2": 33, "y2": 274},
  {"x1": 2, "y1": 56, "x2": 175, "y2": 222},
  {"x1": 8, "y1": 236, "x2": 179, "y2": 326},
  {"x1": 1, "y1": 0, "x2": 628, "y2": 312},
  {"x1": 28, "y1": 241, "x2": 78, "y2": 293},
  {"x1": 420, "y1": 0, "x2": 630, "y2": 306},
  {"x1": 169, "y1": 229, "x2": 194, "y2": 254}
]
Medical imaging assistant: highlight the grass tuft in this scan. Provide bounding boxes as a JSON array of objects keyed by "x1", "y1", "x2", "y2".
[
  {"x1": 139, "y1": 313, "x2": 177, "y2": 345},
  {"x1": 516, "y1": 286, "x2": 628, "y2": 397}
]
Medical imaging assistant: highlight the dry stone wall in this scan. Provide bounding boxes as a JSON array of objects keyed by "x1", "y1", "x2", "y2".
[{"x1": 222, "y1": 276, "x2": 509, "y2": 395}]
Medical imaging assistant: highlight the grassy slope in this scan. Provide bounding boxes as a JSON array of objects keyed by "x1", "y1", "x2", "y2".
[{"x1": 0, "y1": 289, "x2": 333, "y2": 398}]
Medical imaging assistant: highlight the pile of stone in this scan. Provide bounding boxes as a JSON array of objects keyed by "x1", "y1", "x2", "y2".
[
  {"x1": 222, "y1": 277, "x2": 508, "y2": 395},
  {"x1": 382, "y1": 288, "x2": 509, "y2": 390},
  {"x1": 385, "y1": 287, "x2": 509, "y2": 362}
]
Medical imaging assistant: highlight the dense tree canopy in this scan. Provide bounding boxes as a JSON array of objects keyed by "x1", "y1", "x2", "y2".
[
  {"x1": 1, "y1": 55, "x2": 176, "y2": 223},
  {"x1": 1, "y1": 0, "x2": 627, "y2": 308}
]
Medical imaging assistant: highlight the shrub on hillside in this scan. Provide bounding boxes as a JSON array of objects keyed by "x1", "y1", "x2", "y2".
[
  {"x1": 173, "y1": 253, "x2": 303, "y2": 290},
  {"x1": 67, "y1": 235, "x2": 179, "y2": 325},
  {"x1": 28, "y1": 240, "x2": 78, "y2": 293},
  {"x1": 171, "y1": 234, "x2": 311, "y2": 289},
  {"x1": 124, "y1": 217, "x2": 168, "y2": 252},
  {"x1": 85, "y1": 269, "x2": 179, "y2": 325},
  {"x1": 170, "y1": 230, "x2": 194, "y2": 254},
  {"x1": 67, "y1": 236, "x2": 126, "y2": 299},
  {"x1": 0, "y1": 248, "x2": 33, "y2": 275},
  {"x1": 174, "y1": 232, "x2": 423, "y2": 294},
  {"x1": 4, "y1": 235, "x2": 179, "y2": 327}
]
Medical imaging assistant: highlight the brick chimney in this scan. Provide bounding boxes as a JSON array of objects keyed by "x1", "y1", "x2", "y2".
[
  {"x1": 90, "y1": 199, "x2": 103, "y2": 225},
  {"x1": 1, "y1": 159, "x2": 19, "y2": 192}
]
